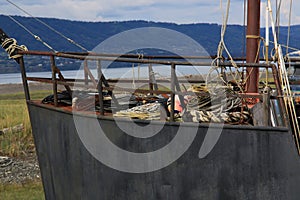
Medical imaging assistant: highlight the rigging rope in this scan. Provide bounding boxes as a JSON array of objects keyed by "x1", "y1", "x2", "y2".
[
  {"x1": 268, "y1": 0, "x2": 300, "y2": 154},
  {"x1": 286, "y1": 0, "x2": 293, "y2": 55},
  {"x1": 132, "y1": 63, "x2": 136, "y2": 89},
  {"x1": 269, "y1": 40, "x2": 300, "y2": 53},
  {"x1": 6, "y1": 15, "x2": 56, "y2": 52},
  {"x1": 278, "y1": 46, "x2": 300, "y2": 154},
  {"x1": 267, "y1": 0, "x2": 279, "y2": 58},
  {"x1": 243, "y1": 36, "x2": 262, "y2": 85},
  {"x1": 275, "y1": 0, "x2": 282, "y2": 40},
  {"x1": 205, "y1": 0, "x2": 251, "y2": 123},
  {"x1": 208, "y1": 0, "x2": 243, "y2": 93},
  {"x1": 5, "y1": 0, "x2": 88, "y2": 52}
]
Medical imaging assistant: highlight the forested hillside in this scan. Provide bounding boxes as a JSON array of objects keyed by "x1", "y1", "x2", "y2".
[{"x1": 1, "y1": 14, "x2": 299, "y2": 73}]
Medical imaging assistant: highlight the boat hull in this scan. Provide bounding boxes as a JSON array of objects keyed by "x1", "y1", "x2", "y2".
[{"x1": 28, "y1": 102, "x2": 300, "y2": 200}]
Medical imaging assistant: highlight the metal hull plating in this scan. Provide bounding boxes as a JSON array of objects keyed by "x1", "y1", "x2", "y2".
[{"x1": 28, "y1": 102, "x2": 300, "y2": 200}]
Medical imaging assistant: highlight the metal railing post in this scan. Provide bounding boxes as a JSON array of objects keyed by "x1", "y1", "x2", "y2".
[
  {"x1": 50, "y1": 55, "x2": 58, "y2": 106},
  {"x1": 170, "y1": 63, "x2": 176, "y2": 122},
  {"x1": 18, "y1": 57, "x2": 30, "y2": 101},
  {"x1": 263, "y1": 87, "x2": 271, "y2": 126},
  {"x1": 84, "y1": 60, "x2": 89, "y2": 88},
  {"x1": 97, "y1": 60, "x2": 104, "y2": 115}
]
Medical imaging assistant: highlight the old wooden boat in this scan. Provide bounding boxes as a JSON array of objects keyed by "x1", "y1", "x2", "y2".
[{"x1": 2, "y1": 0, "x2": 300, "y2": 199}]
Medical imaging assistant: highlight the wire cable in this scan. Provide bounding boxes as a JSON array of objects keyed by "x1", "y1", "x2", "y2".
[
  {"x1": 286, "y1": 0, "x2": 293, "y2": 55},
  {"x1": 5, "y1": 0, "x2": 88, "y2": 52},
  {"x1": 6, "y1": 15, "x2": 56, "y2": 52}
]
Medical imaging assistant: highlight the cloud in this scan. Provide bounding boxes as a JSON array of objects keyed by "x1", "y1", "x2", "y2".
[{"x1": 1, "y1": 0, "x2": 300, "y2": 25}]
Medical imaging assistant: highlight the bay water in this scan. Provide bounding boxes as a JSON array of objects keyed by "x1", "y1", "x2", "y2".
[{"x1": 0, "y1": 65, "x2": 210, "y2": 85}]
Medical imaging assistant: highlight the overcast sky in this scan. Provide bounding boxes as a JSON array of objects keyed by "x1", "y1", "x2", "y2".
[{"x1": 1, "y1": 0, "x2": 300, "y2": 25}]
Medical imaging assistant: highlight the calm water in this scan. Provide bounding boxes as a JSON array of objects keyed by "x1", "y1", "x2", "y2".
[{"x1": 0, "y1": 65, "x2": 210, "y2": 85}]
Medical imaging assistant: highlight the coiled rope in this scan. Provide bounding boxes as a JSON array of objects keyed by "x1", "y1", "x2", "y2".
[
  {"x1": 183, "y1": 85, "x2": 251, "y2": 124},
  {"x1": 183, "y1": 110, "x2": 250, "y2": 124},
  {"x1": 200, "y1": 0, "x2": 250, "y2": 124},
  {"x1": 210, "y1": 0, "x2": 242, "y2": 87},
  {"x1": 1, "y1": 38, "x2": 27, "y2": 59}
]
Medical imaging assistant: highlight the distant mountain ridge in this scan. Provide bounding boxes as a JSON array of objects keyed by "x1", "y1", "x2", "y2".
[{"x1": 1, "y1": 14, "x2": 300, "y2": 73}]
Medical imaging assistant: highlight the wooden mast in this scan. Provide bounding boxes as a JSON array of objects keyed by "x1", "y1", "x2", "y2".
[{"x1": 246, "y1": 0, "x2": 260, "y2": 93}]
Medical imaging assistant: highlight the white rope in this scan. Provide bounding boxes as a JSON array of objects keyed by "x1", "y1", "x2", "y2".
[
  {"x1": 137, "y1": 53, "x2": 143, "y2": 80},
  {"x1": 186, "y1": 110, "x2": 250, "y2": 124},
  {"x1": 267, "y1": 0, "x2": 279, "y2": 58},
  {"x1": 278, "y1": 45, "x2": 300, "y2": 153},
  {"x1": 207, "y1": 0, "x2": 244, "y2": 93},
  {"x1": 269, "y1": 40, "x2": 300, "y2": 54},
  {"x1": 1, "y1": 38, "x2": 27, "y2": 59},
  {"x1": 132, "y1": 63, "x2": 136, "y2": 89},
  {"x1": 270, "y1": 0, "x2": 300, "y2": 153}
]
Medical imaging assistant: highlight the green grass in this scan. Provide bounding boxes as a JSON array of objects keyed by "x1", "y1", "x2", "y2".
[
  {"x1": 0, "y1": 90, "x2": 48, "y2": 199},
  {"x1": 0, "y1": 90, "x2": 51, "y2": 101},
  {"x1": 0, "y1": 91, "x2": 50, "y2": 157},
  {"x1": 0, "y1": 98, "x2": 32, "y2": 157},
  {"x1": 0, "y1": 181, "x2": 45, "y2": 200}
]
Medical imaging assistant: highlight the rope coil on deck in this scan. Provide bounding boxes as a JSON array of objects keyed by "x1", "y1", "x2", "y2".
[
  {"x1": 182, "y1": 86, "x2": 251, "y2": 124},
  {"x1": 1, "y1": 38, "x2": 27, "y2": 59},
  {"x1": 182, "y1": 110, "x2": 251, "y2": 124}
]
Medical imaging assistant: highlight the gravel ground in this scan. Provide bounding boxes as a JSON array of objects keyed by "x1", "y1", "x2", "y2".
[{"x1": 0, "y1": 155, "x2": 41, "y2": 184}]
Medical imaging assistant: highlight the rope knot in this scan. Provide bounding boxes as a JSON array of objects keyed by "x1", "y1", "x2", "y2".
[
  {"x1": 246, "y1": 35, "x2": 262, "y2": 40},
  {"x1": 1, "y1": 38, "x2": 28, "y2": 59}
]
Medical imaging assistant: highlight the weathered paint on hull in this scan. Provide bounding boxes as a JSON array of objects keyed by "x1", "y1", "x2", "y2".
[{"x1": 28, "y1": 102, "x2": 300, "y2": 200}]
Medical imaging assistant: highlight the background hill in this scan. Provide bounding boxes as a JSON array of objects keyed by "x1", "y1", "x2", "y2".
[{"x1": 1, "y1": 14, "x2": 300, "y2": 73}]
